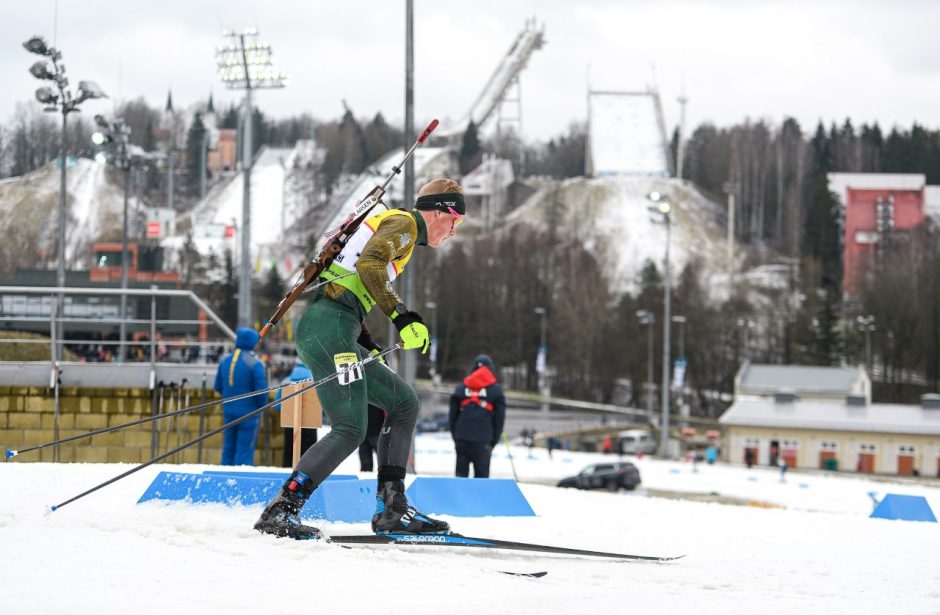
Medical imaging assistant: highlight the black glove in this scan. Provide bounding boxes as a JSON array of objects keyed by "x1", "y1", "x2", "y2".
[{"x1": 357, "y1": 324, "x2": 382, "y2": 353}]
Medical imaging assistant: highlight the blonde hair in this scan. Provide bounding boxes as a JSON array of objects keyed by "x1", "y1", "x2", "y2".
[{"x1": 418, "y1": 178, "x2": 462, "y2": 196}]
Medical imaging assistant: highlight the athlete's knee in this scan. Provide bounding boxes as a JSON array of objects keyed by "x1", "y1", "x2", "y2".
[{"x1": 329, "y1": 421, "x2": 367, "y2": 448}]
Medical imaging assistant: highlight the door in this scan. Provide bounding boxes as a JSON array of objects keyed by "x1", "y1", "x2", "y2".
[
  {"x1": 858, "y1": 453, "x2": 875, "y2": 473},
  {"x1": 897, "y1": 455, "x2": 914, "y2": 476},
  {"x1": 819, "y1": 451, "x2": 836, "y2": 469},
  {"x1": 744, "y1": 447, "x2": 758, "y2": 466}
]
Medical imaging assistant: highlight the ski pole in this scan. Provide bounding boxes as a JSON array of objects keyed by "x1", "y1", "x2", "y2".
[
  {"x1": 502, "y1": 432, "x2": 519, "y2": 482},
  {"x1": 6, "y1": 374, "x2": 315, "y2": 459},
  {"x1": 47, "y1": 345, "x2": 400, "y2": 513}
]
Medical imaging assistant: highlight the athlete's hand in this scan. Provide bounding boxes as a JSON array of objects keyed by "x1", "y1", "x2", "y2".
[{"x1": 393, "y1": 311, "x2": 430, "y2": 354}]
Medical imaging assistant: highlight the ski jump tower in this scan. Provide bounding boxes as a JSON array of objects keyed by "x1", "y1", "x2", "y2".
[
  {"x1": 585, "y1": 89, "x2": 673, "y2": 177},
  {"x1": 319, "y1": 21, "x2": 545, "y2": 236},
  {"x1": 434, "y1": 19, "x2": 545, "y2": 140}
]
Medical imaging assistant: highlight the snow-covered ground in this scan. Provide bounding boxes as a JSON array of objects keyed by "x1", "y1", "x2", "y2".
[{"x1": 1, "y1": 435, "x2": 938, "y2": 614}]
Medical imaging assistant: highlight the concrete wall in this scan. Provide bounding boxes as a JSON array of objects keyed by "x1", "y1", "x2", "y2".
[
  {"x1": 725, "y1": 425, "x2": 940, "y2": 477},
  {"x1": 0, "y1": 385, "x2": 287, "y2": 465}
]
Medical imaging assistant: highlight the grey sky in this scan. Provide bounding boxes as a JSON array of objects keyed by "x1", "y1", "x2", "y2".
[{"x1": 4, "y1": 0, "x2": 940, "y2": 141}]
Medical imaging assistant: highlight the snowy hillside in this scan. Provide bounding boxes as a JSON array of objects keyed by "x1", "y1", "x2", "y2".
[
  {"x1": 505, "y1": 176, "x2": 729, "y2": 293},
  {"x1": 0, "y1": 158, "x2": 125, "y2": 273}
]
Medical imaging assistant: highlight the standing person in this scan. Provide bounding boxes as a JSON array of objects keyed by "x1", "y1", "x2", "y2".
[
  {"x1": 254, "y1": 178, "x2": 465, "y2": 540},
  {"x1": 274, "y1": 361, "x2": 317, "y2": 468},
  {"x1": 213, "y1": 327, "x2": 269, "y2": 466},
  {"x1": 449, "y1": 355, "x2": 506, "y2": 479},
  {"x1": 358, "y1": 405, "x2": 385, "y2": 472}
]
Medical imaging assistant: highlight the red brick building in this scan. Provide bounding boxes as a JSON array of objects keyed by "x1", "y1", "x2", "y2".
[{"x1": 827, "y1": 173, "x2": 927, "y2": 297}]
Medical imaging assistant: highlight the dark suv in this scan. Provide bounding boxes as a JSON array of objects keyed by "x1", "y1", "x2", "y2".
[{"x1": 557, "y1": 462, "x2": 641, "y2": 492}]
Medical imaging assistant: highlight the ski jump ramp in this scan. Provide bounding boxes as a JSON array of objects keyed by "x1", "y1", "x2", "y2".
[{"x1": 586, "y1": 90, "x2": 673, "y2": 177}]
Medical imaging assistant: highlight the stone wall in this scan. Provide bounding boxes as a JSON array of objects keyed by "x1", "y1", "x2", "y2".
[{"x1": 0, "y1": 386, "x2": 287, "y2": 465}]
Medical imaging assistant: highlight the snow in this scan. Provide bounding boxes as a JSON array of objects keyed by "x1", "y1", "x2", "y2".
[
  {"x1": 588, "y1": 91, "x2": 670, "y2": 177},
  {"x1": 506, "y1": 177, "x2": 728, "y2": 293},
  {"x1": 2, "y1": 433, "x2": 939, "y2": 614}
]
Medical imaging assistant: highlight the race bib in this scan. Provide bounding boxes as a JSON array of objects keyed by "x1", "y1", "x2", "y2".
[{"x1": 334, "y1": 352, "x2": 363, "y2": 385}]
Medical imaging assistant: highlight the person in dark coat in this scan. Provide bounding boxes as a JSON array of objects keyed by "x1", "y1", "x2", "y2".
[
  {"x1": 449, "y1": 355, "x2": 506, "y2": 478},
  {"x1": 275, "y1": 362, "x2": 317, "y2": 468},
  {"x1": 213, "y1": 327, "x2": 269, "y2": 466}
]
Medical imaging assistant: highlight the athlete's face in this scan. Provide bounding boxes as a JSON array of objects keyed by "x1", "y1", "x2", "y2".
[{"x1": 425, "y1": 210, "x2": 462, "y2": 247}]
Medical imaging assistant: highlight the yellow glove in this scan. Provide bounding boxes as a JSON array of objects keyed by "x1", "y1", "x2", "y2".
[{"x1": 392, "y1": 308, "x2": 430, "y2": 354}]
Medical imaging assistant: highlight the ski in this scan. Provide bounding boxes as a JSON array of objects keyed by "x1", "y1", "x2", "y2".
[
  {"x1": 327, "y1": 533, "x2": 683, "y2": 562},
  {"x1": 498, "y1": 570, "x2": 548, "y2": 578}
]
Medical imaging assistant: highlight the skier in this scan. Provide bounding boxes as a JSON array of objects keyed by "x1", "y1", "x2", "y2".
[
  {"x1": 254, "y1": 178, "x2": 466, "y2": 539},
  {"x1": 449, "y1": 355, "x2": 506, "y2": 478}
]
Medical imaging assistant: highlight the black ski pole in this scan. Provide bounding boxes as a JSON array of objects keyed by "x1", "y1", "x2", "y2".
[
  {"x1": 6, "y1": 373, "x2": 310, "y2": 460},
  {"x1": 47, "y1": 345, "x2": 399, "y2": 512}
]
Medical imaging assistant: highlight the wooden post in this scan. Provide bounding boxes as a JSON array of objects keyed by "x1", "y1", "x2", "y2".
[{"x1": 280, "y1": 383, "x2": 323, "y2": 467}]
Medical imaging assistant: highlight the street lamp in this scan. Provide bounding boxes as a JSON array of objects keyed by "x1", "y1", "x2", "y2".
[
  {"x1": 647, "y1": 190, "x2": 674, "y2": 458},
  {"x1": 636, "y1": 309, "x2": 655, "y2": 419},
  {"x1": 92, "y1": 116, "x2": 160, "y2": 362},
  {"x1": 857, "y1": 315, "x2": 876, "y2": 372},
  {"x1": 217, "y1": 28, "x2": 288, "y2": 327},
  {"x1": 534, "y1": 306, "x2": 548, "y2": 403},
  {"x1": 23, "y1": 35, "x2": 107, "y2": 360}
]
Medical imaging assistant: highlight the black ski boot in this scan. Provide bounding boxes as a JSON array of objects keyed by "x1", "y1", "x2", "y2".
[
  {"x1": 254, "y1": 471, "x2": 322, "y2": 540},
  {"x1": 371, "y1": 479, "x2": 450, "y2": 535}
]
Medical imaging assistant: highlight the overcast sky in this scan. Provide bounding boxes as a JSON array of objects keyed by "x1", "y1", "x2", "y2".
[{"x1": 4, "y1": 0, "x2": 940, "y2": 142}]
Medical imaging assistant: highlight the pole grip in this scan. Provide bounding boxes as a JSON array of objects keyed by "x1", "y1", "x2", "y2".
[{"x1": 417, "y1": 119, "x2": 439, "y2": 143}]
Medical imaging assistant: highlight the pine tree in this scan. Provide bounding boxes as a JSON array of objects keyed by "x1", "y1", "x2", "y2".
[
  {"x1": 459, "y1": 120, "x2": 482, "y2": 174},
  {"x1": 184, "y1": 113, "x2": 207, "y2": 194}
]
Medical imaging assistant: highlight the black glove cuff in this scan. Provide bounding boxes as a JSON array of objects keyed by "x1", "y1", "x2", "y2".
[
  {"x1": 392, "y1": 310, "x2": 424, "y2": 332},
  {"x1": 357, "y1": 325, "x2": 382, "y2": 353}
]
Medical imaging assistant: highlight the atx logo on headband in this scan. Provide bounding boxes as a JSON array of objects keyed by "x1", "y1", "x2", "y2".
[{"x1": 415, "y1": 192, "x2": 466, "y2": 216}]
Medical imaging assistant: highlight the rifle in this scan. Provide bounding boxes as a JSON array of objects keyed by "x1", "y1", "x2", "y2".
[{"x1": 259, "y1": 118, "x2": 439, "y2": 339}]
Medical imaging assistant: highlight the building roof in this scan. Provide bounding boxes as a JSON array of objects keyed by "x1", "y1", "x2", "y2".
[
  {"x1": 827, "y1": 173, "x2": 925, "y2": 203},
  {"x1": 926, "y1": 186, "x2": 940, "y2": 223},
  {"x1": 719, "y1": 397, "x2": 940, "y2": 436},
  {"x1": 736, "y1": 363, "x2": 866, "y2": 396}
]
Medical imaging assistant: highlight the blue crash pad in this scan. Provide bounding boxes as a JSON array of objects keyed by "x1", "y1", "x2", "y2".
[
  {"x1": 405, "y1": 477, "x2": 535, "y2": 517},
  {"x1": 869, "y1": 493, "x2": 937, "y2": 523},
  {"x1": 137, "y1": 472, "x2": 373, "y2": 523},
  {"x1": 200, "y1": 471, "x2": 356, "y2": 481}
]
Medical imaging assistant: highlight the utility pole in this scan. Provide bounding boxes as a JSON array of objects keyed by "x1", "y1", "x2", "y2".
[
  {"x1": 216, "y1": 28, "x2": 287, "y2": 327},
  {"x1": 676, "y1": 93, "x2": 688, "y2": 180},
  {"x1": 402, "y1": 0, "x2": 417, "y2": 388}
]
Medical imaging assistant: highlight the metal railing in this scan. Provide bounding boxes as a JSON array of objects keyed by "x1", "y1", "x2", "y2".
[{"x1": 0, "y1": 285, "x2": 239, "y2": 462}]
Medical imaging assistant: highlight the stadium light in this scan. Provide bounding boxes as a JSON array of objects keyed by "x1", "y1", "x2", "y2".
[
  {"x1": 216, "y1": 27, "x2": 287, "y2": 327},
  {"x1": 647, "y1": 190, "x2": 675, "y2": 458},
  {"x1": 24, "y1": 35, "x2": 106, "y2": 362}
]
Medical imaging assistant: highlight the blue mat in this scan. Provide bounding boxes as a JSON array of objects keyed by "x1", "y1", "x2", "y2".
[
  {"x1": 869, "y1": 493, "x2": 937, "y2": 523},
  {"x1": 137, "y1": 472, "x2": 372, "y2": 523},
  {"x1": 406, "y1": 477, "x2": 535, "y2": 517}
]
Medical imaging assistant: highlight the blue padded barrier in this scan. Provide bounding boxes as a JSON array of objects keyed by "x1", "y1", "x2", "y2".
[
  {"x1": 869, "y1": 493, "x2": 937, "y2": 523},
  {"x1": 405, "y1": 477, "x2": 535, "y2": 517},
  {"x1": 137, "y1": 472, "x2": 370, "y2": 522}
]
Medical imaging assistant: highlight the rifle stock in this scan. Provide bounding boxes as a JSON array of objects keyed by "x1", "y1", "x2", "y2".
[{"x1": 258, "y1": 119, "x2": 439, "y2": 339}]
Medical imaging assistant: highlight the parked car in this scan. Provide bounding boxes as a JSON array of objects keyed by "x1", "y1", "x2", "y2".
[
  {"x1": 617, "y1": 430, "x2": 657, "y2": 455},
  {"x1": 557, "y1": 462, "x2": 641, "y2": 492},
  {"x1": 415, "y1": 413, "x2": 450, "y2": 433}
]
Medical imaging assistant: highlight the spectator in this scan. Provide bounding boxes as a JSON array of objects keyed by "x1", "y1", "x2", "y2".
[
  {"x1": 449, "y1": 354, "x2": 506, "y2": 478},
  {"x1": 358, "y1": 405, "x2": 385, "y2": 472},
  {"x1": 274, "y1": 361, "x2": 317, "y2": 468},
  {"x1": 213, "y1": 327, "x2": 268, "y2": 466},
  {"x1": 745, "y1": 448, "x2": 755, "y2": 469},
  {"x1": 602, "y1": 436, "x2": 613, "y2": 455}
]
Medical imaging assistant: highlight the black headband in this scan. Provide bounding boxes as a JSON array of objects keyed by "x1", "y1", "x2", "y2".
[{"x1": 415, "y1": 192, "x2": 466, "y2": 216}]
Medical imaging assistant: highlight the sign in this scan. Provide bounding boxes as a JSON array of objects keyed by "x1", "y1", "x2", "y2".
[
  {"x1": 535, "y1": 347, "x2": 546, "y2": 374},
  {"x1": 224, "y1": 225, "x2": 236, "y2": 238},
  {"x1": 672, "y1": 358, "x2": 687, "y2": 389},
  {"x1": 146, "y1": 221, "x2": 162, "y2": 238},
  {"x1": 429, "y1": 336, "x2": 438, "y2": 363}
]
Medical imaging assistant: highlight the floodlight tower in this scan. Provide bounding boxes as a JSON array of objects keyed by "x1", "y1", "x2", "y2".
[
  {"x1": 216, "y1": 29, "x2": 288, "y2": 327},
  {"x1": 23, "y1": 35, "x2": 107, "y2": 360}
]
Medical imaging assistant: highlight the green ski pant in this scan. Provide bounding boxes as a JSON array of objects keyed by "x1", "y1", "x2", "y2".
[{"x1": 293, "y1": 298, "x2": 418, "y2": 490}]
